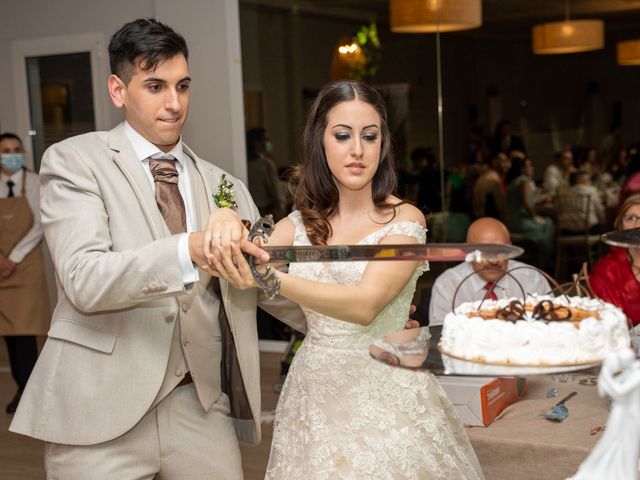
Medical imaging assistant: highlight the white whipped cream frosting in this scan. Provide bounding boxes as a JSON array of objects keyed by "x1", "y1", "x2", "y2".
[{"x1": 439, "y1": 294, "x2": 630, "y2": 366}]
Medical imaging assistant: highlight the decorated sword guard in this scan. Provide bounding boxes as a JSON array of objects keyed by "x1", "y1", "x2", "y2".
[{"x1": 247, "y1": 215, "x2": 280, "y2": 300}]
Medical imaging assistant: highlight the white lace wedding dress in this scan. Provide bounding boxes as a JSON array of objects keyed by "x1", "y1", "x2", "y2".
[{"x1": 265, "y1": 211, "x2": 484, "y2": 479}]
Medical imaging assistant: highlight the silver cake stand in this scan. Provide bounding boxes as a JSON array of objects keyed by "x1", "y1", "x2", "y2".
[
  {"x1": 370, "y1": 326, "x2": 601, "y2": 376},
  {"x1": 601, "y1": 226, "x2": 640, "y2": 248}
]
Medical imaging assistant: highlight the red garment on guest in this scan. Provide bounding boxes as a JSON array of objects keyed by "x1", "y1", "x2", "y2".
[
  {"x1": 618, "y1": 172, "x2": 640, "y2": 210},
  {"x1": 589, "y1": 247, "x2": 640, "y2": 326}
]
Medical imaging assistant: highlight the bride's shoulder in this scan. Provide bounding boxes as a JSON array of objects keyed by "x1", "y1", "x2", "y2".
[
  {"x1": 387, "y1": 198, "x2": 426, "y2": 227},
  {"x1": 269, "y1": 216, "x2": 297, "y2": 246}
]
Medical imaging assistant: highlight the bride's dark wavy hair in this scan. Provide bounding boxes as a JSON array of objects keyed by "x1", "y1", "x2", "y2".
[{"x1": 292, "y1": 80, "x2": 399, "y2": 245}]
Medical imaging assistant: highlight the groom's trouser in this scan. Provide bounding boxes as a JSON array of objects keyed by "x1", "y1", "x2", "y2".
[{"x1": 43, "y1": 383, "x2": 242, "y2": 480}]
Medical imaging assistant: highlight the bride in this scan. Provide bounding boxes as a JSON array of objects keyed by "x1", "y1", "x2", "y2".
[{"x1": 207, "y1": 80, "x2": 484, "y2": 479}]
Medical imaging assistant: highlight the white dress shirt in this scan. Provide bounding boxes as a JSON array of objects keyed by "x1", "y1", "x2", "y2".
[
  {"x1": 543, "y1": 164, "x2": 564, "y2": 195},
  {"x1": 1, "y1": 168, "x2": 44, "y2": 263},
  {"x1": 123, "y1": 122, "x2": 198, "y2": 284},
  {"x1": 428, "y1": 259, "x2": 552, "y2": 326},
  {"x1": 562, "y1": 184, "x2": 605, "y2": 230}
]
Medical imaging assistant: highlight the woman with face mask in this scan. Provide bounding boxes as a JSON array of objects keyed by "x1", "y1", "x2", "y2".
[{"x1": 0, "y1": 132, "x2": 50, "y2": 414}]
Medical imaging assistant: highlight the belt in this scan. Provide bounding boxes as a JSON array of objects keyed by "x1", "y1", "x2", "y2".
[{"x1": 175, "y1": 372, "x2": 193, "y2": 389}]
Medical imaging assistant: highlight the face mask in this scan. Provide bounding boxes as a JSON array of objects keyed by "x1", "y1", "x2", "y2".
[
  {"x1": 264, "y1": 141, "x2": 274, "y2": 155},
  {"x1": 1, "y1": 153, "x2": 24, "y2": 173}
]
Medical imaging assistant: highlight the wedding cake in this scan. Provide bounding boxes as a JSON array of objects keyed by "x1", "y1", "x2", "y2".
[{"x1": 439, "y1": 295, "x2": 630, "y2": 366}]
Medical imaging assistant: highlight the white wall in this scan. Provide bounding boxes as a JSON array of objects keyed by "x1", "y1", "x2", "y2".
[{"x1": 0, "y1": 0, "x2": 247, "y2": 180}]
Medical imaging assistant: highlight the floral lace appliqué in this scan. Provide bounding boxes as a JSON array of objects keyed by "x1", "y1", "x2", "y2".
[{"x1": 266, "y1": 211, "x2": 484, "y2": 480}]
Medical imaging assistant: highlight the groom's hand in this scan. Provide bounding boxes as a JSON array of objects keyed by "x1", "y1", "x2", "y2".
[
  {"x1": 200, "y1": 209, "x2": 270, "y2": 289},
  {"x1": 203, "y1": 209, "x2": 269, "y2": 265}
]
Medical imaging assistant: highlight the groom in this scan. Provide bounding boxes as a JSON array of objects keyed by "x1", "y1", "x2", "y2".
[{"x1": 10, "y1": 18, "x2": 304, "y2": 479}]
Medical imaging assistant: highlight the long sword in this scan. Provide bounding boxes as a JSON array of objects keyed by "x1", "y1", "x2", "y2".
[
  {"x1": 246, "y1": 216, "x2": 523, "y2": 298},
  {"x1": 260, "y1": 242, "x2": 523, "y2": 263}
]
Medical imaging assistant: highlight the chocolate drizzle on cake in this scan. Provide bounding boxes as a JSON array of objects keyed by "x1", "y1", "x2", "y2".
[
  {"x1": 496, "y1": 300, "x2": 525, "y2": 321},
  {"x1": 532, "y1": 300, "x2": 572, "y2": 322},
  {"x1": 496, "y1": 299, "x2": 573, "y2": 323}
]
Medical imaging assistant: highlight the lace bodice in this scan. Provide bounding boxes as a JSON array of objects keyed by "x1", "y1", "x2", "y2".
[
  {"x1": 288, "y1": 210, "x2": 429, "y2": 350},
  {"x1": 265, "y1": 210, "x2": 484, "y2": 480}
]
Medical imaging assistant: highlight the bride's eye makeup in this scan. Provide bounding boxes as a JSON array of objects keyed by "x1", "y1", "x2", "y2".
[
  {"x1": 334, "y1": 132, "x2": 351, "y2": 141},
  {"x1": 362, "y1": 133, "x2": 378, "y2": 142}
]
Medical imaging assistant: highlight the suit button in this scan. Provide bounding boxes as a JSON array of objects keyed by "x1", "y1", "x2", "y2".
[
  {"x1": 181, "y1": 303, "x2": 189, "y2": 313},
  {"x1": 182, "y1": 338, "x2": 189, "y2": 347},
  {"x1": 165, "y1": 313, "x2": 175, "y2": 322},
  {"x1": 175, "y1": 368, "x2": 183, "y2": 377},
  {"x1": 142, "y1": 287, "x2": 150, "y2": 294},
  {"x1": 160, "y1": 283, "x2": 168, "y2": 291}
]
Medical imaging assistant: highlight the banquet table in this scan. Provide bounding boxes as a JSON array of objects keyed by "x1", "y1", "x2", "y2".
[{"x1": 464, "y1": 371, "x2": 609, "y2": 480}]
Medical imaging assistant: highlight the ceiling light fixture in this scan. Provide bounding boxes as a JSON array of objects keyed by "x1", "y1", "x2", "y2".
[
  {"x1": 532, "y1": 0, "x2": 604, "y2": 54},
  {"x1": 617, "y1": 39, "x2": 640, "y2": 66},
  {"x1": 389, "y1": 0, "x2": 482, "y2": 33}
]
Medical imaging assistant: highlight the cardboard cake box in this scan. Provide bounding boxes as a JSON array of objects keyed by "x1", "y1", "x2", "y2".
[{"x1": 436, "y1": 376, "x2": 528, "y2": 427}]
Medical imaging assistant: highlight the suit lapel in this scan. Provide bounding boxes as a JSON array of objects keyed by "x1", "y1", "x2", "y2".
[
  {"x1": 184, "y1": 145, "x2": 216, "y2": 213},
  {"x1": 182, "y1": 150, "x2": 215, "y2": 291},
  {"x1": 183, "y1": 146, "x2": 231, "y2": 304},
  {"x1": 108, "y1": 124, "x2": 166, "y2": 239}
]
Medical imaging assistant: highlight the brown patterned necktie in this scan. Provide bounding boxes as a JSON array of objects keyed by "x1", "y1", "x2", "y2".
[{"x1": 149, "y1": 155, "x2": 187, "y2": 234}]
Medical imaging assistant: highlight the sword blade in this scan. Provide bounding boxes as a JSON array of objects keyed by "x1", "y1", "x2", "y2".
[{"x1": 262, "y1": 243, "x2": 523, "y2": 263}]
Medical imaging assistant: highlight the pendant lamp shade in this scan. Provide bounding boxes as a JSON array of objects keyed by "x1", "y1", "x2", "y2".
[
  {"x1": 617, "y1": 39, "x2": 640, "y2": 66},
  {"x1": 390, "y1": 0, "x2": 482, "y2": 33},
  {"x1": 532, "y1": 20, "x2": 604, "y2": 54}
]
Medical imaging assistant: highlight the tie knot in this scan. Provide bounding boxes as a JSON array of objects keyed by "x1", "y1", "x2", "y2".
[
  {"x1": 149, "y1": 155, "x2": 178, "y2": 184},
  {"x1": 6, "y1": 180, "x2": 15, "y2": 197},
  {"x1": 483, "y1": 281, "x2": 498, "y2": 301}
]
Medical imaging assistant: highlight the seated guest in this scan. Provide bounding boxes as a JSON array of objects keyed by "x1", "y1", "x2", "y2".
[
  {"x1": 472, "y1": 152, "x2": 510, "y2": 220},
  {"x1": 619, "y1": 152, "x2": 640, "y2": 209},
  {"x1": 590, "y1": 193, "x2": 640, "y2": 326},
  {"x1": 428, "y1": 217, "x2": 551, "y2": 326},
  {"x1": 577, "y1": 146, "x2": 600, "y2": 176},
  {"x1": 505, "y1": 155, "x2": 555, "y2": 270},
  {"x1": 543, "y1": 148, "x2": 575, "y2": 196},
  {"x1": 559, "y1": 171, "x2": 605, "y2": 234},
  {"x1": 464, "y1": 149, "x2": 489, "y2": 210}
]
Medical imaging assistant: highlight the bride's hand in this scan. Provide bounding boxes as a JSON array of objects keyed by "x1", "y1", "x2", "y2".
[
  {"x1": 405, "y1": 304, "x2": 420, "y2": 329},
  {"x1": 206, "y1": 238, "x2": 262, "y2": 290}
]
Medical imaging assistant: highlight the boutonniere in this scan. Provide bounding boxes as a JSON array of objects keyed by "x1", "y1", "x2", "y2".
[{"x1": 213, "y1": 174, "x2": 238, "y2": 209}]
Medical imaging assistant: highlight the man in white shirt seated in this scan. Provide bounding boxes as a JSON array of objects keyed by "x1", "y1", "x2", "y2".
[
  {"x1": 558, "y1": 171, "x2": 605, "y2": 234},
  {"x1": 428, "y1": 217, "x2": 551, "y2": 327},
  {"x1": 543, "y1": 148, "x2": 575, "y2": 196}
]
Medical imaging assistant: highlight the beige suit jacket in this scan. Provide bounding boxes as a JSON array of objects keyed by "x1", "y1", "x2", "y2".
[{"x1": 10, "y1": 123, "x2": 304, "y2": 446}]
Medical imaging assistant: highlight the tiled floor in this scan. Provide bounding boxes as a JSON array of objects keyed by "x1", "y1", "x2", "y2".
[{"x1": 0, "y1": 344, "x2": 281, "y2": 480}]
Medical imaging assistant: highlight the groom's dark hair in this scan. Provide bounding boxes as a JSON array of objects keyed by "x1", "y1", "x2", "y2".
[{"x1": 108, "y1": 18, "x2": 188, "y2": 84}]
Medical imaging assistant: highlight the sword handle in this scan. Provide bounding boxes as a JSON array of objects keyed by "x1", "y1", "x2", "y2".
[{"x1": 246, "y1": 216, "x2": 280, "y2": 299}]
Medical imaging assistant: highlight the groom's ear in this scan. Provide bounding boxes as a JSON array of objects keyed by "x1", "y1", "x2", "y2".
[{"x1": 108, "y1": 74, "x2": 127, "y2": 109}]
